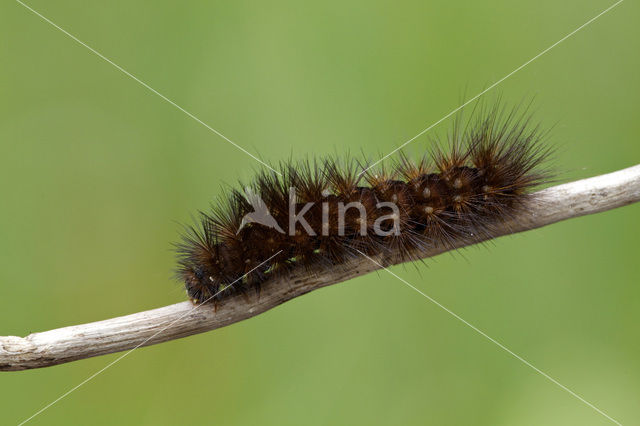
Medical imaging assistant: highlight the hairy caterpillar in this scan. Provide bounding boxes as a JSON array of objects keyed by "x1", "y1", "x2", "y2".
[{"x1": 176, "y1": 103, "x2": 552, "y2": 304}]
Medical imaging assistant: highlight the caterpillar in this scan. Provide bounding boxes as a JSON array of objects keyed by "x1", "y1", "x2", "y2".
[{"x1": 176, "y1": 102, "x2": 552, "y2": 304}]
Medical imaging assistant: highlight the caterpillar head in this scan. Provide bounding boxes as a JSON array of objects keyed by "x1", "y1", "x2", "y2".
[{"x1": 177, "y1": 238, "x2": 237, "y2": 304}]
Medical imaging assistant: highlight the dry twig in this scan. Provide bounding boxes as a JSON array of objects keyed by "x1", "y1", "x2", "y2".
[{"x1": 1, "y1": 165, "x2": 639, "y2": 371}]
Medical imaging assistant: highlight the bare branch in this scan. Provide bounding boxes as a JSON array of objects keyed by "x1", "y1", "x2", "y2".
[{"x1": 2, "y1": 165, "x2": 639, "y2": 371}]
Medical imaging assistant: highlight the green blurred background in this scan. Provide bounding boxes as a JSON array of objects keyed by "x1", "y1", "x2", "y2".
[{"x1": 1, "y1": 0, "x2": 638, "y2": 424}]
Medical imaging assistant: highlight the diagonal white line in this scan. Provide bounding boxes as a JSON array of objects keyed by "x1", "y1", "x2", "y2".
[
  {"x1": 14, "y1": 1, "x2": 626, "y2": 424},
  {"x1": 16, "y1": 0, "x2": 282, "y2": 176},
  {"x1": 355, "y1": 249, "x2": 622, "y2": 425},
  {"x1": 17, "y1": 250, "x2": 283, "y2": 426},
  {"x1": 361, "y1": 0, "x2": 624, "y2": 175}
]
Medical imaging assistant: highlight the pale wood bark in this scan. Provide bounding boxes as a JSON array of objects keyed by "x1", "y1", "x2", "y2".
[{"x1": 2, "y1": 164, "x2": 639, "y2": 371}]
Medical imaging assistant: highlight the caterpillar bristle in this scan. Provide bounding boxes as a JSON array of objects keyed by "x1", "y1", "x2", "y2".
[{"x1": 176, "y1": 102, "x2": 553, "y2": 304}]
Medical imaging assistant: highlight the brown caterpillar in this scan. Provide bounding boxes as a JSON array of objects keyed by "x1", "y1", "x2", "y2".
[{"x1": 176, "y1": 103, "x2": 552, "y2": 304}]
